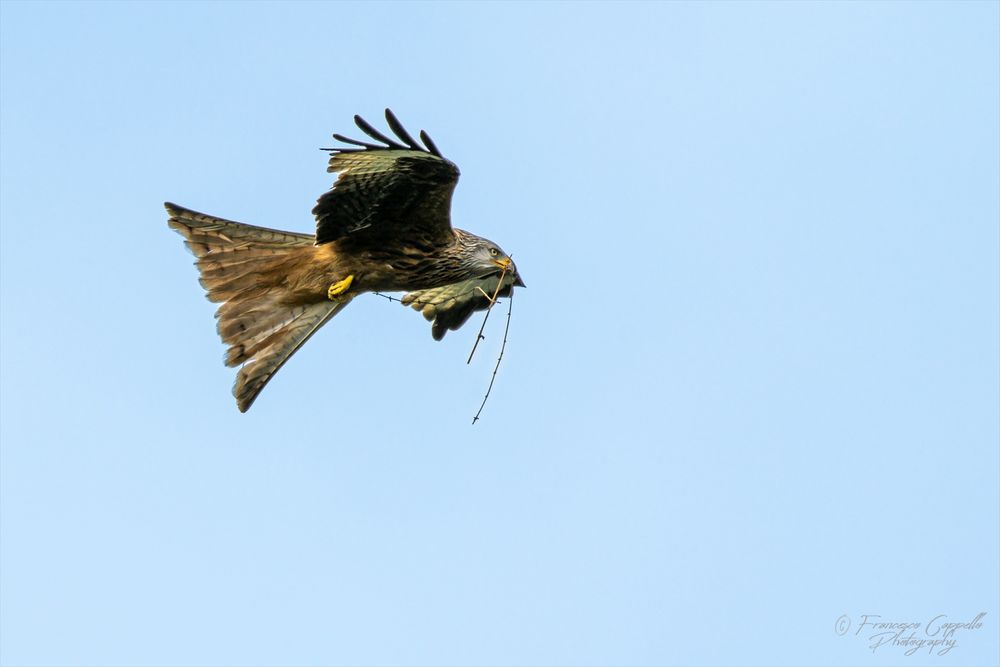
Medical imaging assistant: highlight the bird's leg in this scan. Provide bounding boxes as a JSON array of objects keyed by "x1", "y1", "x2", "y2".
[{"x1": 327, "y1": 275, "x2": 355, "y2": 301}]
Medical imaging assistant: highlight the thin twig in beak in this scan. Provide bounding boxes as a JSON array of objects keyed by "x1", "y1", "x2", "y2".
[{"x1": 466, "y1": 263, "x2": 509, "y2": 365}]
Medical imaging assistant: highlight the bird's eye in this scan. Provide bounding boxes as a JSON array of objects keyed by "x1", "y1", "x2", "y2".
[{"x1": 489, "y1": 248, "x2": 499, "y2": 256}]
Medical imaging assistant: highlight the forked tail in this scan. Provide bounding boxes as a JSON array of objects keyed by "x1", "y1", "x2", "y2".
[{"x1": 166, "y1": 202, "x2": 351, "y2": 411}]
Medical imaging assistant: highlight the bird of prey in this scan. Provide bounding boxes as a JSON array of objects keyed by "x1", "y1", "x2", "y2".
[{"x1": 167, "y1": 109, "x2": 525, "y2": 412}]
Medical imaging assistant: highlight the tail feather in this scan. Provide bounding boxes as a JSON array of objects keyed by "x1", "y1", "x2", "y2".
[
  {"x1": 228, "y1": 298, "x2": 351, "y2": 410},
  {"x1": 167, "y1": 202, "x2": 349, "y2": 411},
  {"x1": 217, "y1": 298, "x2": 291, "y2": 344},
  {"x1": 166, "y1": 202, "x2": 315, "y2": 251},
  {"x1": 223, "y1": 300, "x2": 319, "y2": 365},
  {"x1": 197, "y1": 253, "x2": 292, "y2": 281}
]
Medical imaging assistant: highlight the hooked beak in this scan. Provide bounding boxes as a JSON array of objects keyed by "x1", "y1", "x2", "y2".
[{"x1": 493, "y1": 258, "x2": 526, "y2": 288}]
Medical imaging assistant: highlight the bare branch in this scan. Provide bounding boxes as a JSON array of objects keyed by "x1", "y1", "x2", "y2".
[
  {"x1": 466, "y1": 264, "x2": 509, "y2": 365},
  {"x1": 472, "y1": 287, "x2": 514, "y2": 425}
]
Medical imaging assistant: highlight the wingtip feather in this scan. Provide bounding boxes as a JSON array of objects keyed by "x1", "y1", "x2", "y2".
[
  {"x1": 419, "y1": 130, "x2": 442, "y2": 157},
  {"x1": 324, "y1": 110, "x2": 446, "y2": 158},
  {"x1": 384, "y1": 108, "x2": 422, "y2": 151},
  {"x1": 354, "y1": 113, "x2": 406, "y2": 149}
]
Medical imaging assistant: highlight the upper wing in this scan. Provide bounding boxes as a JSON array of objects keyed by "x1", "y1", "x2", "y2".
[
  {"x1": 401, "y1": 271, "x2": 517, "y2": 341},
  {"x1": 312, "y1": 109, "x2": 460, "y2": 249}
]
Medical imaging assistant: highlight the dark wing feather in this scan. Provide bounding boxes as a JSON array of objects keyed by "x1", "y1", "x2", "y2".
[
  {"x1": 419, "y1": 130, "x2": 443, "y2": 158},
  {"x1": 384, "y1": 109, "x2": 422, "y2": 150},
  {"x1": 330, "y1": 134, "x2": 383, "y2": 150},
  {"x1": 313, "y1": 110, "x2": 459, "y2": 248},
  {"x1": 353, "y1": 113, "x2": 407, "y2": 149},
  {"x1": 401, "y1": 271, "x2": 517, "y2": 340}
]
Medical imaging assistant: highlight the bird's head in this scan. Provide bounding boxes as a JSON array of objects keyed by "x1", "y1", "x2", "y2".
[
  {"x1": 404, "y1": 230, "x2": 526, "y2": 341},
  {"x1": 460, "y1": 232, "x2": 525, "y2": 288}
]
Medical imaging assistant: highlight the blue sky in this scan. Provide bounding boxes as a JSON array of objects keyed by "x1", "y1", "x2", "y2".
[{"x1": 1, "y1": 2, "x2": 997, "y2": 666}]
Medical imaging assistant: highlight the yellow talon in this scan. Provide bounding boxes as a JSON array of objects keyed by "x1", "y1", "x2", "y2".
[{"x1": 327, "y1": 275, "x2": 354, "y2": 300}]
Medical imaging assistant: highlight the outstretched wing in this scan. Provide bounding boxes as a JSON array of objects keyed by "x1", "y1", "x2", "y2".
[
  {"x1": 401, "y1": 271, "x2": 517, "y2": 341},
  {"x1": 312, "y1": 109, "x2": 460, "y2": 250}
]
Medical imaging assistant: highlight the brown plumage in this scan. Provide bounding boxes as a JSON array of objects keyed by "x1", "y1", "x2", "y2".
[{"x1": 168, "y1": 109, "x2": 524, "y2": 412}]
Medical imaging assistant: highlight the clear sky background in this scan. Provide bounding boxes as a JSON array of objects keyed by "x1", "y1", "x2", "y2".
[{"x1": 1, "y1": 2, "x2": 998, "y2": 666}]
